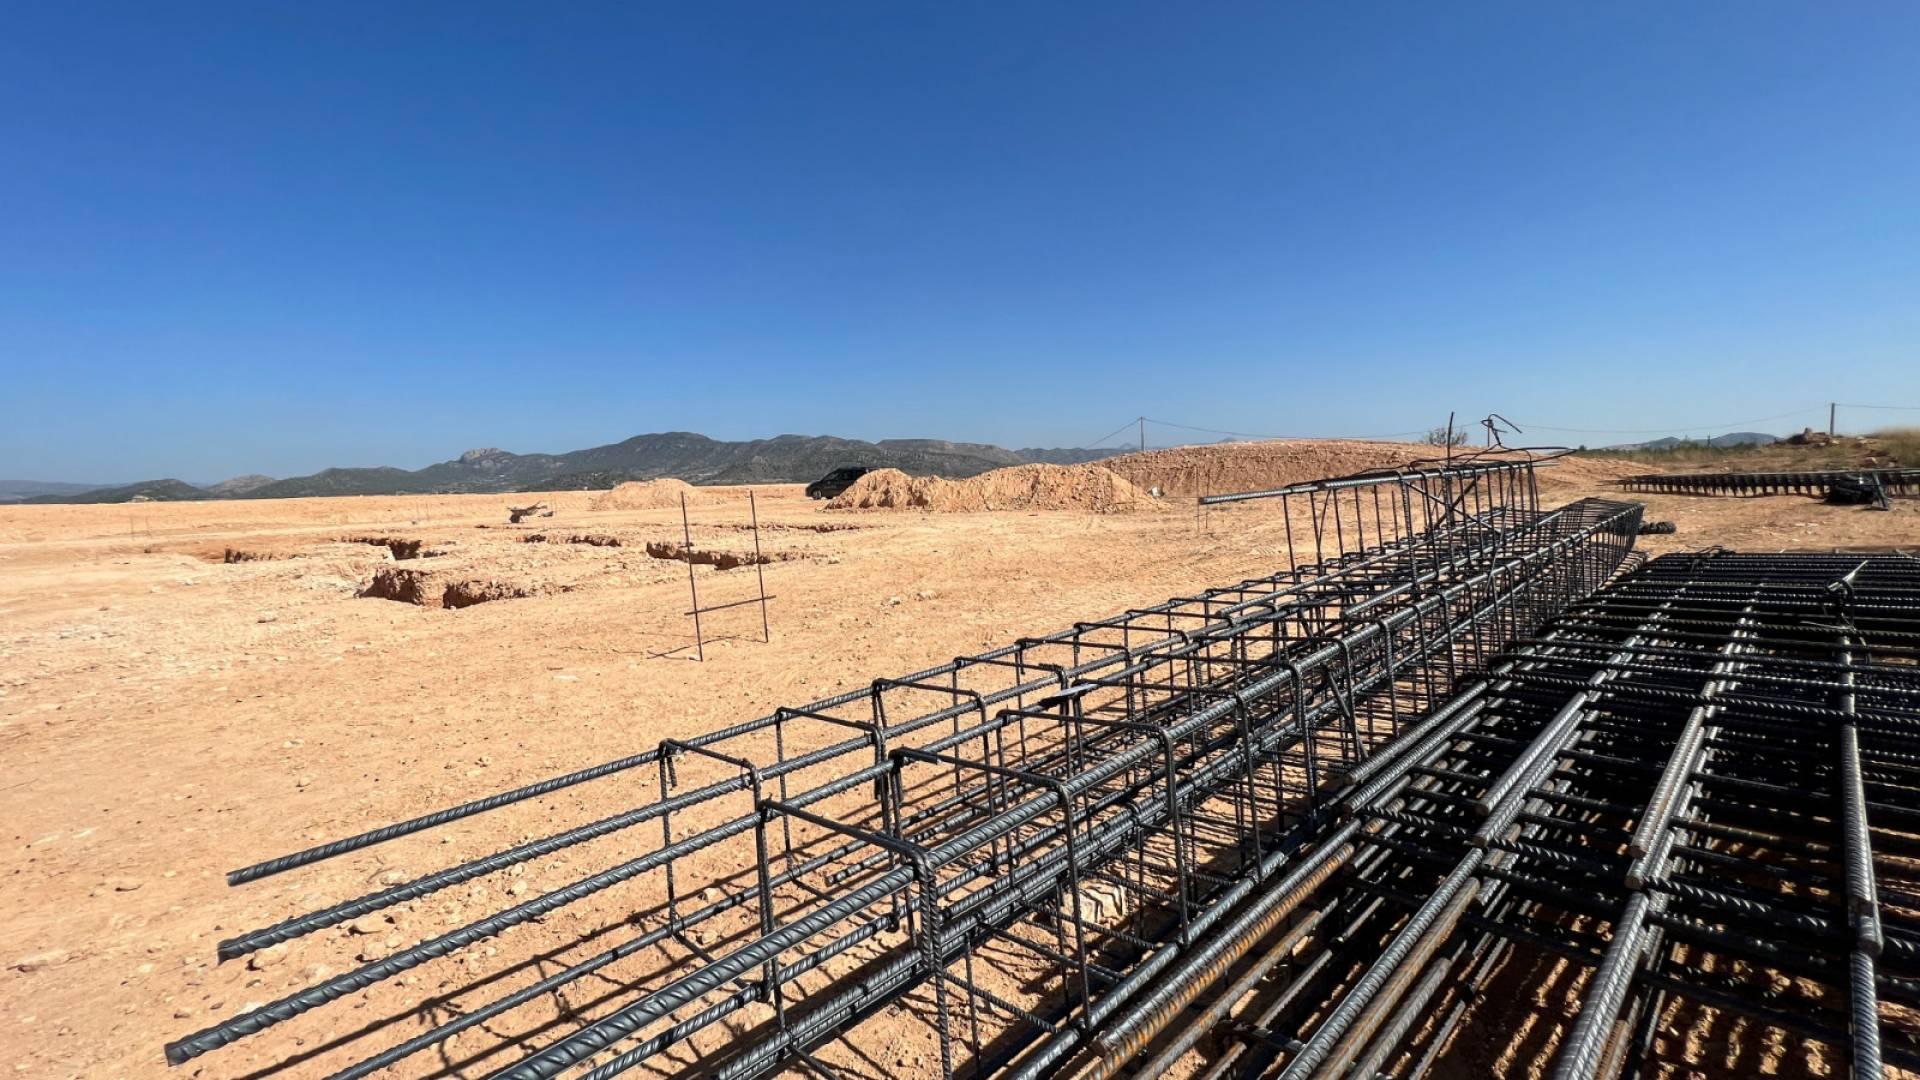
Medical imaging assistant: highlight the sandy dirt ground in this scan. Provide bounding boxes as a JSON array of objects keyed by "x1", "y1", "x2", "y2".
[{"x1": 3, "y1": 447, "x2": 1917, "y2": 1079}]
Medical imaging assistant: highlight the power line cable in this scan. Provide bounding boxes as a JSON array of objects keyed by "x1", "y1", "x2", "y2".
[
  {"x1": 1141, "y1": 417, "x2": 1432, "y2": 442},
  {"x1": 1507, "y1": 407, "x2": 1816, "y2": 436},
  {"x1": 1142, "y1": 417, "x2": 1289, "y2": 440},
  {"x1": 1079, "y1": 400, "x2": 1913, "y2": 452},
  {"x1": 1078, "y1": 418, "x2": 1144, "y2": 449}
]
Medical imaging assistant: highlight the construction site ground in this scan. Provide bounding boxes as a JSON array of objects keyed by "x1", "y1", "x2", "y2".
[{"x1": 3, "y1": 441, "x2": 1917, "y2": 1079}]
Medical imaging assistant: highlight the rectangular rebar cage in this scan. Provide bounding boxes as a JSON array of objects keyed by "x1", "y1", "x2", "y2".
[
  {"x1": 163, "y1": 459, "x2": 1644, "y2": 1080},
  {"x1": 1121, "y1": 551, "x2": 1920, "y2": 1080}
]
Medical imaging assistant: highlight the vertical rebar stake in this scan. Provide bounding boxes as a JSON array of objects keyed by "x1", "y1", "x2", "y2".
[
  {"x1": 750, "y1": 489, "x2": 771, "y2": 643},
  {"x1": 682, "y1": 491, "x2": 704, "y2": 662}
]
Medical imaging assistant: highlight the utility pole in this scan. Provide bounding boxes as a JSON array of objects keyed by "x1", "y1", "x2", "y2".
[
  {"x1": 1139, "y1": 416, "x2": 1146, "y2": 452},
  {"x1": 1829, "y1": 402, "x2": 1837, "y2": 437}
]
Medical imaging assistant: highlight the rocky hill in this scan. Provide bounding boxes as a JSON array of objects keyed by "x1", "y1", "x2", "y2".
[
  {"x1": 20, "y1": 479, "x2": 211, "y2": 504},
  {"x1": 0, "y1": 479, "x2": 110, "y2": 502},
  {"x1": 1605, "y1": 431, "x2": 1778, "y2": 451},
  {"x1": 205, "y1": 474, "x2": 276, "y2": 497},
  {"x1": 25, "y1": 433, "x2": 1123, "y2": 503}
]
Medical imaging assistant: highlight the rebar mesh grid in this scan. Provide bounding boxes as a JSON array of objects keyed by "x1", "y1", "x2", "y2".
[
  {"x1": 1096, "y1": 550, "x2": 1920, "y2": 1080},
  {"x1": 160, "y1": 460, "x2": 1645, "y2": 1080}
]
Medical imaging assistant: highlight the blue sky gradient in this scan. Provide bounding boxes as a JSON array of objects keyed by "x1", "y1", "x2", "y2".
[{"x1": 3, "y1": 4, "x2": 1917, "y2": 480}]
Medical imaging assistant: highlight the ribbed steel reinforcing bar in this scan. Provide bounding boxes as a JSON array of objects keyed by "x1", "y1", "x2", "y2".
[
  {"x1": 1079, "y1": 550, "x2": 1920, "y2": 1080},
  {"x1": 161, "y1": 462, "x2": 1651, "y2": 1080}
]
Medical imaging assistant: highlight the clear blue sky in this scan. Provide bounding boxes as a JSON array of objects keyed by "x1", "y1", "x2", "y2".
[{"x1": 3, "y1": 4, "x2": 1917, "y2": 481}]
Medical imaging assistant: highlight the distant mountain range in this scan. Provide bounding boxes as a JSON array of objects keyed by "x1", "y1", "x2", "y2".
[
  {"x1": 6, "y1": 432, "x2": 1125, "y2": 504},
  {"x1": 15, "y1": 479, "x2": 213, "y2": 504},
  {"x1": 0, "y1": 479, "x2": 110, "y2": 502},
  {"x1": 1603, "y1": 431, "x2": 1779, "y2": 451},
  {"x1": 206, "y1": 474, "x2": 276, "y2": 497}
]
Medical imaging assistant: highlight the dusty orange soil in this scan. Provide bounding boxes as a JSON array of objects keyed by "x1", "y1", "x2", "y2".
[
  {"x1": 2, "y1": 454, "x2": 1916, "y2": 1079},
  {"x1": 826, "y1": 462, "x2": 1159, "y2": 512},
  {"x1": 1101, "y1": 439, "x2": 1647, "y2": 498}
]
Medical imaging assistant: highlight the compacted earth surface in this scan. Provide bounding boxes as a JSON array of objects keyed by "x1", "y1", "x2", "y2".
[{"x1": 3, "y1": 441, "x2": 1916, "y2": 1079}]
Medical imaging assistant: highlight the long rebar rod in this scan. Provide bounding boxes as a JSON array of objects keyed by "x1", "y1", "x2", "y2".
[
  {"x1": 1102, "y1": 550, "x2": 1920, "y2": 1080},
  {"x1": 512, "y1": 499, "x2": 1642, "y2": 1080},
  {"x1": 164, "y1": 464, "x2": 1645, "y2": 1080}
]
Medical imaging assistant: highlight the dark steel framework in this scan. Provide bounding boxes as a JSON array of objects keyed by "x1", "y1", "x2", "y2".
[
  {"x1": 162, "y1": 459, "x2": 1644, "y2": 1080},
  {"x1": 1617, "y1": 467, "x2": 1920, "y2": 508},
  {"x1": 1085, "y1": 550, "x2": 1920, "y2": 1080}
]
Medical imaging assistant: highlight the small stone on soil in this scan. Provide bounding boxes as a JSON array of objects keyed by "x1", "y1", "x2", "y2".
[
  {"x1": 11, "y1": 950, "x2": 69, "y2": 973},
  {"x1": 246, "y1": 945, "x2": 288, "y2": 970}
]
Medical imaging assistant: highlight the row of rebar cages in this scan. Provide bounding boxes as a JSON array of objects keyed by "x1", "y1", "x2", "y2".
[
  {"x1": 161, "y1": 460, "x2": 1637, "y2": 1080},
  {"x1": 1198, "y1": 456, "x2": 1550, "y2": 570},
  {"x1": 1093, "y1": 550, "x2": 1919, "y2": 1080},
  {"x1": 1616, "y1": 467, "x2": 1920, "y2": 499}
]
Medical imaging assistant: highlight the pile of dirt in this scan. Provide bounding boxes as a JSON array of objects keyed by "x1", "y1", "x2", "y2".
[
  {"x1": 1101, "y1": 440, "x2": 1440, "y2": 498},
  {"x1": 359, "y1": 567, "x2": 434, "y2": 605},
  {"x1": 1099, "y1": 440, "x2": 1637, "y2": 498},
  {"x1": 827, "y1": 464, "x2": 1160, "y2": 514},
  {"x1": 590, "y1": 478, "x2": 702, "y2": 510},
  {"x1": 1530, "y1": 454, "x2": 1644, "y2": 489}
]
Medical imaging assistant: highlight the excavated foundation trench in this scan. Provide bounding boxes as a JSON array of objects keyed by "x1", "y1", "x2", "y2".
[
  {"x1": 642, "y1": 540, "x2": 790, "y2": 570},
  {"x1": 343, "y1": 536, "x2": 439, "y2": 560},
  {"x1": 358, "y1": 568, "x2": 534, "y2": 609},
  {"x1": 440, "y1": 580, "x2": 533, "y2": 608},
  {"x1": 522, "y1": 533, "x2": 623, "y2": 547}
]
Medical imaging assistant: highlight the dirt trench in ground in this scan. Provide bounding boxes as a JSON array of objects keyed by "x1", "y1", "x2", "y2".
[
  {"x1": 358, "y1": 567, "x2": 536, "y2": 608},
  {"x1": 642, "y1": 540, "x2": 791, "y2": 570},
  {"x1": 343, "y1": 536, "x2": 439, "y2": 560},
  {"x1": 522, "y1": 533, "x2": 623, "y2": 547}
]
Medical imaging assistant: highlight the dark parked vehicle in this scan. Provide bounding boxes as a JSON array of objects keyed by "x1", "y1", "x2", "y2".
[{"x1": 806, "y1": 465, "x2": 873, "y2": 500}]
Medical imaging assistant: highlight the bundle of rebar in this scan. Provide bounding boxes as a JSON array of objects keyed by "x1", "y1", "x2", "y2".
[
  {"x1": 1084, "y1": 549, "x2": 1920, "y2": 1080},
  {"x1": 1616, "y1": 467, "x2": 1920, "y2": 507},
  {"x1": 163, "y1": 459, "x2": 1646, "y2": 1080}
]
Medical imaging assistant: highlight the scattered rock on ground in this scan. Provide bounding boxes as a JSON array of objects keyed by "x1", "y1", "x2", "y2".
[{"x1": 13, "y1": 949, "x2": 71, "y2": 973}]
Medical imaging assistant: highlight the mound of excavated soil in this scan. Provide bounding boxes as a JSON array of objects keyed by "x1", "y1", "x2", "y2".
[
  {"x1": 1528, "y1": 454, "x2": 1645, "y2": 489},
  {"x1": 1100, "y1": 440, "x2": 1634, "y2": 498},
  {"x1": 590, "y1": 478, "x2": 705, "y2": 510},
  {"x1": 823, "y1": 469, "x2": 949, "y2": 510},
  {"x1": 1101, "y1": 441, "x2": 1438, "y2": 498},
  {"x1": 827, "y1": 464, "x2": 1161, "y2": 514}
]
